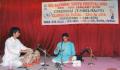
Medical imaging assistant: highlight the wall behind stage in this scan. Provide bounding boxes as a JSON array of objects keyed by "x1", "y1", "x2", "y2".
[{"x1": 0, "y1": 0, "x2": 120, "y2": 56}]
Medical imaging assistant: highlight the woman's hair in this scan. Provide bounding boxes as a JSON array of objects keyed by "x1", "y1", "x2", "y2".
[
  {"x1": 62, "y1": 33, "x2": 69, "y2": 37},
  {"x1": 9, "y1": 27, "x2": 20, "y2": 37}
]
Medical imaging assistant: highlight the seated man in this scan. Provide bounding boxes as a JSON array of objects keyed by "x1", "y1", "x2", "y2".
[
  {"x1": 52, "y1": 33, "x2": 75, "y2": 64},
  {"x1": 0, "y1": 27, "x2": 40, "y2": 68}
]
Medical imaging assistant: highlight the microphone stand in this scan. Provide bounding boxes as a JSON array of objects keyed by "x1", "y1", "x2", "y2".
[
  {"x1": 88, "y1": 48, "x2": 95, "y2": 65},
  {"x1": 57, "y1": 41, "x2": 64, "y2": 70},
  {"x1": 38, "y1": 47, "x2": 49, "y2": 70}
]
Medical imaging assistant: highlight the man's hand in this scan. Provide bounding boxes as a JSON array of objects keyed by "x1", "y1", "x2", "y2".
[
  {"x1": 21, "y1": 48, "x2": 33, "y2": 53},
  {"x1": 69, "y1": 56, "x2": 74, "y2": 61}
]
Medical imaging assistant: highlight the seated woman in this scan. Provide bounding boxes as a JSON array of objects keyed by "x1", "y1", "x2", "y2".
[
  {"x1": 0, "y1": 27, "x2": 40, "y2": 67},
  {"x1": 52, "y1": 33, "x2": 76, "y2": 64}
]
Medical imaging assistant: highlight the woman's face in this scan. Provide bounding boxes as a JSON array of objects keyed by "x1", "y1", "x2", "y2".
[
  {"x1": 13, "y1": 31, "x2": 20, "y2": 38},
  {"x1": 63, "y1": 36, "x2": 69, "y2": 42}
]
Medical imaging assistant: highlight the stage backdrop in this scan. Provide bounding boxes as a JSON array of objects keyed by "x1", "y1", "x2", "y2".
[{"x1": 0, "y1": 0, "x2": 120, "y2": 56}]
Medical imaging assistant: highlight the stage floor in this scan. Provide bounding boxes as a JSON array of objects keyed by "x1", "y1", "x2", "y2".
[{"x1": 0, "y1": 57, "x2": 120, "y2": 70}]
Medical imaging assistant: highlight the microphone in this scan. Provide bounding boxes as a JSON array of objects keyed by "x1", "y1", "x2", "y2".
[{"x1": 37, "y1": 43, "x2": 51, "y2": 57}]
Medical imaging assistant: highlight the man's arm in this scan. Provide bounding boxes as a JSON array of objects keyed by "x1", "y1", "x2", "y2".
[
  {"x1": 71, "y1": 43, "x2": 76, "y2": 56},
  {"x1": 18, "y1": 40, "x2": 33, "y2": 53},
  {"x1": 54, "y1": 42, "x2": 61, "y2": 55}
]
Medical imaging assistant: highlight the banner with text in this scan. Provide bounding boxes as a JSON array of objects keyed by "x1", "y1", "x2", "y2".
[{"x1": 42, "y1": 0, "x2": 118, "y2": 25}]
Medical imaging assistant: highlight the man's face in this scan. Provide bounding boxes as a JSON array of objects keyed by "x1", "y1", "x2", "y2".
[
  {"x1": 63, "y1": 36, "x2": 69, "y2": 42},
  {"x1": 13, "y1": 31, "x2": 20, "y2": 38}
]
